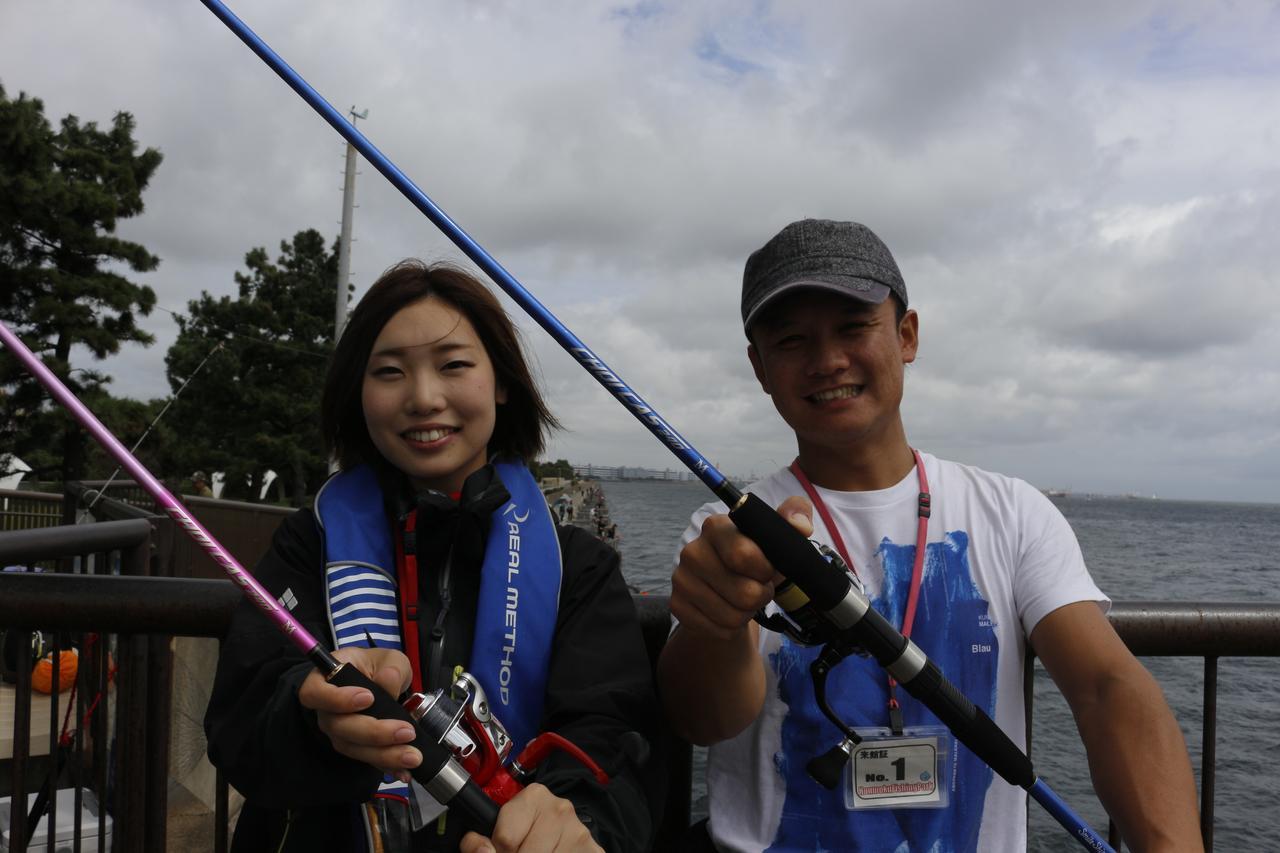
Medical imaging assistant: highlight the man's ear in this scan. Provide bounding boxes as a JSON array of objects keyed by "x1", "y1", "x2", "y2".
[
  {"x1": 747, "y1": 344, "x2": 772, "y2": 395},
  {"x1": 899, "y1": 309, "x2": 919, "y2": 365}
]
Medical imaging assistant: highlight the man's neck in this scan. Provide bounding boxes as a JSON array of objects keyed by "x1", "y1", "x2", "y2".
[{"x1": 795, "y1": 435, "x2": 915, "y2": 493}]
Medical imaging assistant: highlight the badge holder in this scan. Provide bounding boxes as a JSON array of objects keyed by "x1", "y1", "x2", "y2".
[{"x1": 845, "y1": 726, "x2": 955, "y2": 810}]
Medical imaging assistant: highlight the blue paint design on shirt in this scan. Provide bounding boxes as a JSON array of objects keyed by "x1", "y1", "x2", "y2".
[{"x1": 764, "y1": 531, "x2": 998, "y2": 853}]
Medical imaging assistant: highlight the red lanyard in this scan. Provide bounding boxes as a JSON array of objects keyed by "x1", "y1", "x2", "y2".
[
  {"x1": 788, "y1": 449, "x2": 932, "y2": 733},
  {"x1": 394, "y1": 508, "x2": 424, "y2": 693}
]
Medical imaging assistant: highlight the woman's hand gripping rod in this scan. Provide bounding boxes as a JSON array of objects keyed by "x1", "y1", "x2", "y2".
[
  {"x1": 0, "y1": 322, "x2": 500, "y2": 836},
  {"x1": 195, "y1": 4, "x2": 1110, "y2": 848}
]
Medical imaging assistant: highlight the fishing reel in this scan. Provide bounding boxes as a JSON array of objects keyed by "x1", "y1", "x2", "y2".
[
  {"x1": 751, "y1": 542, "x2": 871, "y2": 790},
  {"x1": 401, "y1": 671, "x2": 608, "y2": 806}
]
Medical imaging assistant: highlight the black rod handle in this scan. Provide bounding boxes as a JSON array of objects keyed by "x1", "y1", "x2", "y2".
[
  {"x1": 898, "y1": 655, "x2": 1034, "y2": 788},
  {"x1": 728, "y1": 493, "x2": 850, "y2": 610}
]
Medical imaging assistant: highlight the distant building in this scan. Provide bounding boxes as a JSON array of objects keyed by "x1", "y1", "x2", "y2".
[{"x1": 573, "y1": 464, "x2": 695, "y2": 482}]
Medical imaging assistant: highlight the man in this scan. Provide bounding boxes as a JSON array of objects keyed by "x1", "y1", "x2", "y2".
[
  {"x1": 191, "y1": 471, "x2": 214, "y2": 498},
  {"x1": 657, "y1": 219, "x2": 1201, "y2": 852}
]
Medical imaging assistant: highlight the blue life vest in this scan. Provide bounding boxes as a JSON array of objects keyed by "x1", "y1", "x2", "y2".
[{"x1": 314, "y1": 460, "x2": 563, "y2": 757}]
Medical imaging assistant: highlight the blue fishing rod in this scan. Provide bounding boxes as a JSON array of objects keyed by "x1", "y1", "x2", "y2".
[{"x1": 199, "y1": 2, "x2": 1115, "y2": 848}]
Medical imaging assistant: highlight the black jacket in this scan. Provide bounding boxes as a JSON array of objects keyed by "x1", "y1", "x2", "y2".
[{"x1": 205, "y1": 479, "x2": 658, "y2": 852}]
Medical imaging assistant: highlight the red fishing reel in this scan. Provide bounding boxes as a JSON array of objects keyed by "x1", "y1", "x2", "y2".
[{"x1": 402, "y1": 671, "x2": 608, "y2": 805}]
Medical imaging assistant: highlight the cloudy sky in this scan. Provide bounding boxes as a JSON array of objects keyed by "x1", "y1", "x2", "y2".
[{"x1": 4, "y1": 1, "x2": 1279, "y2": 502}]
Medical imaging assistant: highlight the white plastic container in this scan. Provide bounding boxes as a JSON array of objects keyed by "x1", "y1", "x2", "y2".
[{"x1": 0, "y1": 787, "x2": 111, "y2": 853}]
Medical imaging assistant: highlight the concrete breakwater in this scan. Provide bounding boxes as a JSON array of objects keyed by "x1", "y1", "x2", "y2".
[{"x1": 544, "y1": 479, "x2": 620, "y2": 549}]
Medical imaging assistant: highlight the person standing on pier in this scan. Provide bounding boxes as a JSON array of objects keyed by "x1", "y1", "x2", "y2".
[
  {"x1": 657, "y1": 219, "x2": 1201, "y2": 851},
  {"x1": 206, "y1": 261, "x2": 656, "y2": 853},
  {"x1": 190, "y1": 470, "x2": 214, "y2": 498}
]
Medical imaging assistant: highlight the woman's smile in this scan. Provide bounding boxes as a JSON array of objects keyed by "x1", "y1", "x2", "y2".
[{"x1": 402, "y1": 425, "x2": 460, "y2": 446}]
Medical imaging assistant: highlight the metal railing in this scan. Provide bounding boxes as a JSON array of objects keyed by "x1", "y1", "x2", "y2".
[
  {"x1": 0, "y1": 519, "x2": 164, "y2": 853},
  {"x1": 63, "y1": 480, "x2": 293, "y2": 582},
  {"x1": 0, "y1": 489, "x2": 63, "y2": 533},
  {"x1": 0, "y1": 522, "x2": 680, "y2": 845},
  {"x1": 3, "y1": 525, "x2": 1278, "y2": 851},
  {"x1": 1022, "y1": 601, "x2": 1280, "y2": 850}
]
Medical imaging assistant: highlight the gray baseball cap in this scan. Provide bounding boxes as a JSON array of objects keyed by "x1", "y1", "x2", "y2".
[{"x1": 741, "y1": 219, "x2": 907, "y2": 332}]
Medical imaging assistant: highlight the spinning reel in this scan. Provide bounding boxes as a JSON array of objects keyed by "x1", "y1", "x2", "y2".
[
  {"x1": 753, "y1": 543, "x2": 870, "y2": 790},
  {"x1": 402, "y1": 671, "x2": 609, "y2": 806}
]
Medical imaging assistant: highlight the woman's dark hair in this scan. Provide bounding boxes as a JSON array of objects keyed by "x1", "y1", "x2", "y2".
[{"x1": 321, "y1": 260, "x2": 560, "y2": 470}]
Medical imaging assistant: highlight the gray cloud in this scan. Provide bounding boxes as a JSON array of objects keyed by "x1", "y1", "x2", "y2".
[{"x1": 3, "y1": 0, "x2": 1279, "y2": 502}]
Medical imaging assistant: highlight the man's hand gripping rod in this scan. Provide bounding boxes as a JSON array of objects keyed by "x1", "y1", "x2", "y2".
[
  {"x1": 206, "y1": 3, "x2": 1112, "y2": 848},
  {"x1": 0, "y1": 322, "x2": 500, "y2": 836},
  {"x1": 727, "y1": 495, "x2": 1114, "y2": 851}
]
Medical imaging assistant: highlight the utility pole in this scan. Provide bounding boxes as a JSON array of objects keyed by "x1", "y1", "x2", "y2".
[
  {"x1": 334, "y1": 106, "x2": 368, "y2": 341},
  {"x1": 331, "y1": 107, "x2": 366, "y2": 475}
]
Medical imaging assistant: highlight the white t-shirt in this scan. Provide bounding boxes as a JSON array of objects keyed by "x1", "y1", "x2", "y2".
[{"x1": 676, "y1": 453, "x2": 1107, "y2": 853}]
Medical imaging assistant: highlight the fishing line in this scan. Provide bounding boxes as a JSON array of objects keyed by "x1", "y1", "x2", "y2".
[
  {"x1": 80, "y1": 340, "x2": 225, "y2": 520},
  {"x1": 155, "y1": 305, "x2": 330, "y2": 360}
]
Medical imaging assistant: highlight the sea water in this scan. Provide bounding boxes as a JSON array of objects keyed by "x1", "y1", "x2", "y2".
[{"x1": 597, "y1": 478, "x2": 1280, "y2": 850}]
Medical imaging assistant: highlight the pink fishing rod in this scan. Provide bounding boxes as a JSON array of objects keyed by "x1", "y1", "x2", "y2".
[{"x1": 0, "y1": 321, "x2": 500, "y2": 833}]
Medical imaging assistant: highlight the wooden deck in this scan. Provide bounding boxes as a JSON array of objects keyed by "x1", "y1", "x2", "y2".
[{"x1": 0, "y1": 682, "x2": 54, "y2": 760}]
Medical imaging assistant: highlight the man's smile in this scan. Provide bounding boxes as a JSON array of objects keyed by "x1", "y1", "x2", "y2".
[{"x1": 807, "y1": 384, "x2": 863, "y2": 404}]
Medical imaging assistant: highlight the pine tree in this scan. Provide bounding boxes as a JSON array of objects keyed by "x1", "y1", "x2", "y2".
[
  {"x1": 165, "y1": 229, "x2": 340, "y2": 505},
  {"x1": 0, "y1": 83, "x2": 162, "y2": 483}
]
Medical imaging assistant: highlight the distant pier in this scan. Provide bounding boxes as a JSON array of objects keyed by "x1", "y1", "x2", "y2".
[{"x1": 545, "y1": 478, "x2": 621, "y2": 551}]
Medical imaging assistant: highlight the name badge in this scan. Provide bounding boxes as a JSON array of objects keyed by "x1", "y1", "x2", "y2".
[{"x1": 845, "y1": 727, "x2": 955, "y2": 810}]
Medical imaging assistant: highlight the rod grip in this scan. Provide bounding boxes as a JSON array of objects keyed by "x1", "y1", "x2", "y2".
[
  {"x1": 449, "y1": 782, "x2": 503, "y2": 836},
  {"x1": 327, "y1": 663, "x2": 500, "y2": 834},
  {"x1": 728, "y1": 492, "x2": 850, "y2": 610}
]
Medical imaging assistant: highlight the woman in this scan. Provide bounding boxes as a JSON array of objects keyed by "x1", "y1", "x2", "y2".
[{"x1": 205, "y1": 261, "x2": 656, "y2": 852}]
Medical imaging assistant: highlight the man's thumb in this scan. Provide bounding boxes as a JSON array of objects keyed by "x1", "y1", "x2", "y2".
[{"x1": 777, "y1": 495, "x2": 815, "y2": 537}]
